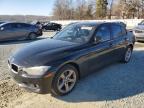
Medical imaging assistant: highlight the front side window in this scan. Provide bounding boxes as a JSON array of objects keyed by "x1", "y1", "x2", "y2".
[
  {"x1": 53, "y1": 24, "x2": 95, "y2": 43},
  {"x1": 95, "y1": 25, "x2": 110, "y2": 42}
]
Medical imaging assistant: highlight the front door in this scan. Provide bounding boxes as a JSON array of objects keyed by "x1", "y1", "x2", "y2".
[{"x1": 80, "y1": 24, "x2": 113, "y2": 76}]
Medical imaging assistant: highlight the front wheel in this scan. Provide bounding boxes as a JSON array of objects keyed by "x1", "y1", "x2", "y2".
[
  {"x1": 51, "y1": 65, "x2": 78, "y2": 96},
  {"x1": 122, "y1": 46, "x2": 133, "y2": 63}
]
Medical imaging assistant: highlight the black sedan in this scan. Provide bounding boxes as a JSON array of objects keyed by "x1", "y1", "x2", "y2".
[
  {"x1": 42, "y1": 22, "x2": 62, "y2": 31},
  {"x1": 8, "y1": 22, "x2": 135, "y2": 96}
]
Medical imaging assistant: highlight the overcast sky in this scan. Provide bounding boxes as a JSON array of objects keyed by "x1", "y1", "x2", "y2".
[{"x1": 0, "y1": 0, "x2": 114, "y2": 16}]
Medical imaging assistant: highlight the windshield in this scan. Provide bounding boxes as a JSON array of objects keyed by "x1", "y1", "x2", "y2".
[
  {"x1": 53, "y1": 23, "x2": 96, "y2": 43},
  {"x1": 139, "y1": 20, "x2": 144, "y2": 25}
]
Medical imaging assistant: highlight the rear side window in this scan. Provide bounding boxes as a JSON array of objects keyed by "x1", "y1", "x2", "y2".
[
  {"x1": 9, "y1": 23, "x2": 21, "y2": 28},
  {"x1": 96, "y1": 25, "x2": 110, "y2": 42},
  {"x1": 20, "y1": 23, "x2": 31, "y2": 28},
  {"x1": 12, "y1": 23, "x2": 20, "y2": 28},
  {"x1": 111, "y1": 25, "x2": 122, "y2": 38}
]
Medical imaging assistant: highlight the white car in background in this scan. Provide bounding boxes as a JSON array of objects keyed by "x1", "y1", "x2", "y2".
[{"x1": 133, "y1": 20, "x2": 144, "y2": 41}]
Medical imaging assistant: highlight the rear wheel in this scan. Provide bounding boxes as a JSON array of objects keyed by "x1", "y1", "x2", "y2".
[
  {"x1": 28, "y1": 33, "x2": 37, "y2": 40},
  {"x1": 122, "y1": 46, "x2": 133, "y2": 63},
  {"x1": 51, "y1": 65, "x2": 78, "y2": 96}
]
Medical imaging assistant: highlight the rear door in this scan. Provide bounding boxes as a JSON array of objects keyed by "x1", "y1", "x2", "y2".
[
  {"x1": 110, "y1": 24, "x2": 128, "y2": 61},
  {"x1": 14, "y1": 23, "x2": 30, "y2": 38}
]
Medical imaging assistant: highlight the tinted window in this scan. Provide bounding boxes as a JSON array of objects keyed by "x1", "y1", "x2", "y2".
[
  {"x1": 12, "y1": 23, "x2": 18, "y2": 28},
  {"x1": 96, "y1": 25, "x2": 110, "y2": 42},
  {"x1": 1, "y1": 23, "x2": 19, "y2": 29},
  {"x1": 20, "y1": 23, "x2": 31, "y2": 28},
  {"x1": 111, "y1": 25, "x2": 122, "y2": 38},
  {"x1": 3, "y1": 24, "x2": 12, "y2": 29},
  {"x1": 47, "y1": 23, "x2": 52, "y2": 26}
]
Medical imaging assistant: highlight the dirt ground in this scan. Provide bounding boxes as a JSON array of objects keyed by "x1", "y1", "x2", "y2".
[{"x1": 0, "y1": 32, "x2": 144, "y2": 108}]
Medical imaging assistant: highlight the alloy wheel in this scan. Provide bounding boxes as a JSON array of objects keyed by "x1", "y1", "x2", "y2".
[
  {"x1": 125, "y1": 47, "x2": 132, "y2": 62},
  {"x1": 57, "y1": 69, "x2": 77, "y2": 93}
]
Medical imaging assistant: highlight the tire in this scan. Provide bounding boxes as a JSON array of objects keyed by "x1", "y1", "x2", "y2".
[
  {"x1": 51, "y1": 65, "x2": 79, "y2": 96},
  {"x1": 122, "y1": 46, "x2": 133, "y2": 63},
  {"x1": 28, "y1": 33, "x2": 37, "y2": 40}
]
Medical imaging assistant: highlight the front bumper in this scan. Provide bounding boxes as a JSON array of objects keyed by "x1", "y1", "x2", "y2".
[
  {"x1": 10, "y1": 70, "x2": 54, "y2": 94},
  {"x1": 136, "y1": 36, "x2": 144, "y2": 41},
  {"x1": 133, "y1": 33, "x2": 144, "y2": 41}
]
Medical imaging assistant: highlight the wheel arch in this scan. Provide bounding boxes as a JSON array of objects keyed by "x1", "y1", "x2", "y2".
[
  {"x1": 27, "y1": 32, "x2": 37, "y2": 39},
  {"x1": 56, "y1": 62, "x2": 81, "y2": 79},
  {"x1": 28, "y1": 32, "x2": 37, "y2": 36},
  {"x1": 128, "y1": 44, "x2": 134, "y2": 49}
]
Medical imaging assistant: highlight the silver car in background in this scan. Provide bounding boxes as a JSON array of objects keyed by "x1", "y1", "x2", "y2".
[
  {"x1": 133, "y1": 20, "x2": 144, "y2": 41},
  {"x1": 0, "y1": 22, "x2": 42, "y2": 41}
]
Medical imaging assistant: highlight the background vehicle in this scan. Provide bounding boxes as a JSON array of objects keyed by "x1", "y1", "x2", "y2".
[
  {"x1": 133, "y1": 20, "x2": 144, "y2": 41},
  {"x1": 31, "y1": 21, "x2": 43, "y2": 29},
  {"x1": 9, "y1": 22, "x2": 135, "y2": 96},
  {"x1": 0, "y1": 22, "x2": 42, "y2": 41},
  {"x1": 42, "y1": 22, "x2": 62, "y2": 31}
]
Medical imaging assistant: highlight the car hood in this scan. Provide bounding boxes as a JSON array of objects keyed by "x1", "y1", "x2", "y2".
[{"x1": 10, "y1": 39, "x2": 79, "y2": 67}]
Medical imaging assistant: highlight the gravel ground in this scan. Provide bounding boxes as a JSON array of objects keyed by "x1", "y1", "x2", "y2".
[{"x1": 0, "y1": 32, "x2": 144, "y2": 108}]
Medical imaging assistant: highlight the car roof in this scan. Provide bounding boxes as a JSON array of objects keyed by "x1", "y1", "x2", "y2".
[
  {"x1": 73, "y1": 21, "x2": 125, "y2": 27},
  {"x1": 74, "y1": 22, "x2": 103, "y2": 26}
]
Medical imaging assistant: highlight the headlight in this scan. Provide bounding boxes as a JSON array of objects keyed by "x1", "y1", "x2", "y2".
[{"x1": 23, "y1": 66, "x2": 51, "y2": 76}]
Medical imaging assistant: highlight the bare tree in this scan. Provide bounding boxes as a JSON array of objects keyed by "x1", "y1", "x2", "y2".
[
  {"x1": 109, "y1": 0, "x2": 114, "y2": 19},
  {"x1": 53, "y1": 0, "x2": 73, "y2": 20},
  {"x1": 53, "y1": 0, "x2": 144, "y2": 20}
]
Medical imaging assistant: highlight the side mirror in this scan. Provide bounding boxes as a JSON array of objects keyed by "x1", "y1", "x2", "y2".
[
  {"x1": 0, "y1": 27, "x2": 4, "y2": 31},
  {"x1": 94, "y1": 36, "x2": 102, "y2": 43}
]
